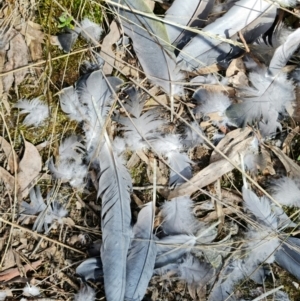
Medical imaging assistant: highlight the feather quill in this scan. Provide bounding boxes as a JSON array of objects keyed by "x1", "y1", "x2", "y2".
[
  {"x1": 125, "y1": 202, "x2": 157, "y2": 301},
  {"x1": 164, "y1": 0, "x2": 214, "y2": 51},
  {"x1": 98, "y1": 135, "x2": 132, "y2": 301},
  {"x1": 14, "y1": 98, "x2": 49, "y2": 127},
  {"x1": 177, "y1": 0, "x2": 277, "y2": 71}
]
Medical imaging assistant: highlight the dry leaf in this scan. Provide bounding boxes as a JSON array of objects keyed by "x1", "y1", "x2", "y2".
[
  {"x1": 0, "y1": 136, "x2": 18, "y2": 172},
  {"x1": 100, "y1": 20, "x2": 120, "y2": 75},
  {"x1": 18, "y1": 140, "x2": 42, "y2": 199},
  {"x1": 0, "y1": 259, "x2": 42, "y2": 282},
  {"x1": 17, "y1": 21, "x2": 45, "y2": 45},
  {"x1": 0, "y1": 166, "x2": 15, "y2": 191},
  {"x1": 269, "y1": 145, "x2": 300, "y2": 178},
  {"x1": 282, "y1": 126, "x2": 299, "y2": 155},
  {"x1": 2, "y1": 29, "x2": 29, "y2": 92},
  {"x1": 226, "y1": 58, "x2": 246, "y2": 77}
]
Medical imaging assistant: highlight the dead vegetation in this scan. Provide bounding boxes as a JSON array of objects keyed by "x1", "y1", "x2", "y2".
[{"x1": 0, "y1": 0, "x2": 300, "y2": 300}]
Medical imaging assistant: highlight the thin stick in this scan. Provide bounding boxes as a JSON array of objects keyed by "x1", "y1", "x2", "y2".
[
  {"x1": 251, "y1": 285, "x2": 284, "y2": 301},
  {"x1": 0, "y1": 217, "x2": 86, "y2": 255}
]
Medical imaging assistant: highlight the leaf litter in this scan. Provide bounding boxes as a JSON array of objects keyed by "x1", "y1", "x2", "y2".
[{"x1": 1, "y1": 0, "x2": 300, "y2": 300}]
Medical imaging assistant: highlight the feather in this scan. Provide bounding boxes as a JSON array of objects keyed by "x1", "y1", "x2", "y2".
[
  {"x1": 125, "y1": 202, "x2": 157, "y2": 301},
  {"x1": 23, "y1": 284, "x2": 40, "y2": 297},
  {"x1": 109, "y1": 0, "x2": 183, "y2": 97},
  {"x1": 168, "y1": 152, "x2": 192, "y2": 187},
  {"x1": 164, "y1": 0, "x2": 214, "y2": 51},
  {"x1": 177, "y1": 0, "x2": 277, "y2": 71},
  {"x1": 178, "y1": 254, "x2": 214, "y2": 287},
  {"x1": 268, "y1": 28, "x2": 300, "y2": 77},
  {"x1": 155, "y1": 234, "x2": 197, "y2": 268},
  {"x1": 59, "y1": 86, "x2": 84, "y2": 122},
  {"x1": 74, "y1": 284, "x2": 96, "y2": 301},
  {"x1": 225, "y1": 67, "x2": 295, "y2": 127},
  {"x1": 14, "y1": 98, "x2": 49, "y2": 127},
  {"x1": 76, "y1": 257, "x2": 103, "y2": 281},
  {"x1": 75, "y1": 69, "x2": 123, "y2": 156},
  {"x1": 208, "y1": 258, "x2": 245, "y2": 301},
  {"x1": 20, "y1": 186, "x2": 46, "y2": 218},
  {"x1": 181, "y1": 121, "x2": 205, "y2": 148},
  {"x1": 0, "y1": 291, "x2": 6, "y2": 301},
  {"x1": 161, "y1": 196, "x2": 200, "y2": 235},
  {"x1": 58, "y1": 135, "x2": 85, "y2": 162},
  {"x1": 98, "y1": 135, "x2": 132, "y2": 301},
  {"x1": 120, "y1": 109, "x2": 165, "y2": 152},
  {"x1": 57, "y1": 28, "x2": 80, "y2": 53},
  {"x1": 242, "y1": 186, "x2": 278, "y2": 229},
  {"x1": 33, "y1": 199, "x2": 68, "y2": 233},
  {"x1": 275, "y1": 237, "x2": 300, "y2": 280},
  {"x1": 123, "y1": 87, "x2": 148, "y2": 118},
  {"x1": 193, "y1": 89, "x2": 232, "y2": 124},
  {"x1": 80, "y1": 18, "x2": 103, "y2": 44},
  {"x1": 274, "y1": 291, "x2": 292, "y2": 301},
  {"x1": 270, "y1": 177, "x2": 300, "y2": 207},
  {"x1": 49, "y1": 159, "x2": 87, "y2": 187},
  {"x1": 152, "y1": 134, "x2": 193, "y2": 186}
]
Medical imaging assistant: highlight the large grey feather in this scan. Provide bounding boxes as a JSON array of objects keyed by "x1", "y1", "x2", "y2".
[
  {"x1": 164, "y1": 0, "x2": 214, "y2": 51},
  {"x1": 98, "y1": 137, "x2": 132, "y2": 301},
  {"x1": 110, "y1": 0, "x2": 183, "y2": 95},
  {"x1": 275, "y1": 237, "x2": 300, "y2": 280},
  {"x1": 125, "y1": 202, "x2": 157, "y2": 301},
  {"x1": 177, "y1": 0, "x2": 277, "y2": 71}
]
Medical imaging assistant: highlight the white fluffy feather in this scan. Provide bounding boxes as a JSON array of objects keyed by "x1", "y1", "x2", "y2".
[
  {"x1": 23, "y1": 284, "x2": 40, "y2": 297},
  {"x1": 14, "y1": 98, "x2": 49, "y2": 127},
  {"x1": 161, "y1": 196, "x2": 200, "y2": 235},
  {"x1": 80, "y1": 18, "x2": 103, "y2": 44},
  {"x1": 271, "y1": 177, "x2": 300, "y2": 207},
  {"x1": 74, "y1": 284, "x2": 96, "y2": 301}
]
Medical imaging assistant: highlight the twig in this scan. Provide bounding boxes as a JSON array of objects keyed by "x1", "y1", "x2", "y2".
[
  {"x1": 0, "y1": 217, "x2": 86, "y2": 255},
  {"x1": 251, "y1": 285, "x2": 284, "y2": 301}
]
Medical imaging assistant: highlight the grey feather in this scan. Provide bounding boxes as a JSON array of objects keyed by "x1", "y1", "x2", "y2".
[
  {"x1": 155, "y1": 234, "x2": 197, "y2": 268},
  {"x1": 14, "y1": 98, "x2": 49, "y2": 127},
  {"x1": 242, "y1": 186, "x2": 278, "y2": 229},
  {"x1": 110, "y1": 0, "x2": 183, "y2": 96},
  {"x1": 177, "y1": 0, "x2": 277, "y2": 71},
  {"x1": 76, "y1": 257, "x2": 103, "y2": 281},
  {"x1": 178, "y1": 254, "x2": 214, "y2": 287},
  {"x1": 125, "y1": 202, "x2": 157, "y2": 301},
  {"x1": 275, "y1": 237, "x2": 300, "y2": 280},
  {"x1": 164, "y1": 0, "x2": 214, "y2": 51},
  {"x1": 161, "y1": 196, "x2": 200, "y2": 235},
  {"x1": 98, "y1": 136, "x2": 132, "y2": 301}
]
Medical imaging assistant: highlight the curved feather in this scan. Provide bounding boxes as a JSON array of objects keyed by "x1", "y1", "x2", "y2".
[
  {"x1": 155, "y1": 234, "x2": 196, "y2": 268},
  {"x1": 125, "y1": 202, "x2": 157, "y2": 301},
  {"x1": 275, "y1": 237, "x2": 300, "y2": 280},
  {"x1": 164, "y1": 0, "x2": 214, "y2": 51},
  {"x1": 242, "y1": 186, "x2": 278, "y2": 229},
  {"x1": 110, "y1": 0, "x2": 183, "y2": 96},
  {"x1": 98, "y1": 136, "x2": 132, "y2": 301},
  {"x1": 177, "y1": 0, "x2": 277, "y2": 71}
]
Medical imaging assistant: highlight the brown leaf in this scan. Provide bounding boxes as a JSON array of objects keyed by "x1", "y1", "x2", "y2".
[
  {"x1": 0, "y1": 136, "x2": 18, "y2": 173},
  {"x1": 3, "y1": 29, "x2": 29, "y2": 92},
  {"x1": 17, "y1": 21, "x2": 45, "y2": 45},
  {"x1": 100, "y1": 20, "x2": 120, "y2": 75},
  {"x1": 18, "y1": 140, "x2": 42, "y2": 199},
  {"x1": 0, "y1": 166, "x2": 15, "y2": 191},
  {"x1": 269, "y1": 145, "x2": 300, "y2": 178},
  {"x1": 226, "y1": 58, "x2": 246, "y2": 77},
  {"x1": 0, "y1": 259, "x2": 42, "y2": 282}
]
